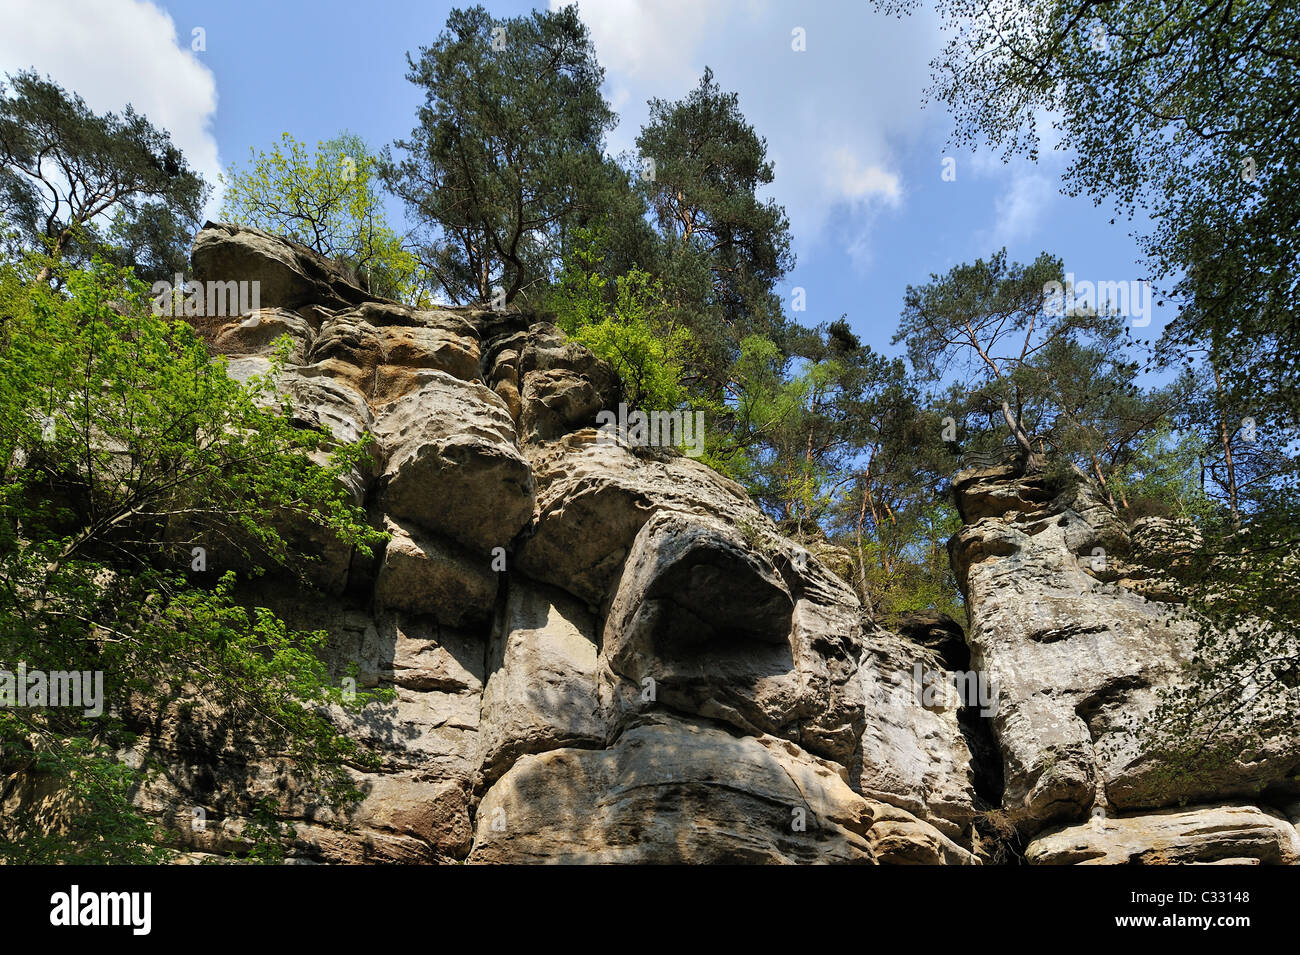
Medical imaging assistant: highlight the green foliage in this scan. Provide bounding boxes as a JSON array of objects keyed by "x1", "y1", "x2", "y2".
[
  {"x1": 547, "y1": 225, "x2": 694, "y2": 414},
  {"x1": 220, "y1": 131, "x2": 419, "y2": 301},
  {"x1": 890, "y1": 0, "x2": 1300, "y2": 442},
  {"x1": 863, "y1": 500, "x2": 965, "y2": 622},
  {"x1": 1141, "y1": 514, "x2": 1300, "y2": 789},
  {"x1": 635, "y1": 66, "x2": 793, "y2": 320},
  {"x1": 0, "y1": 256, "x2": 389, "y2": 863},
  {"x1": 735, "y1": 348, "x2": 868, "y2": 536},
  {"x1": 0, "y1": 69, "x2": 208, "y2": 282},
  {"x1": 895, "y1": 249, "x2": 1173, "y2": 493},
  {"x1": 1107, "y1": 425, "x2": 1214, "y2": 522},
  {"x1": 384, "y1": 4, "x2": 616, "y2": 304},
  {"x1": 694, "y1": 333, "x2": 787, "y2": 482},
  {"x1": 0, "y1": 733, "x2": 174, "y2": 865},
  {"x1": 634, "y1": 66, "x2": 794, "y2": 396},
  {"x1": 828, "y1": 391, "x2": 963, "y2": 616},
  {"x1": 241, "y1": 795, "x2": 293, "y2": 865},
  {"x1": 896, "y1": 249, "x2": 1067, "y2": 458}
]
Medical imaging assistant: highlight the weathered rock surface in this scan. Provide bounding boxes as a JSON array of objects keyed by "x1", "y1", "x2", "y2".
[
  {"x1": 192, "y1": 221, "x2": 374, "y2": 312},
  {"x1": 468, "y1": 714, "x2": 975, "y2": 864},
  {"x1": 374, "y1": 371, "x2": 534, "y2": 552},
  {"x1": 483, "y1": 323, "x2": 619, "y2": 443},
  {"x1": 1026, "y1": 803, "x2": 1300, "y2": 865},
  {"x1": 857, "y1": 631, "x2": 982, "y2": 841},
  {"x1": 951, "y1": 460, "x2": 1300, "y2": 861},
  {"x1": 38, "y1": 223, "x2": 1286, "y2": 865},
  {"x1": 374, "y1": 516, "x2": 498, "y2": 628},
  {"x1": 516, "y1": 431, "x2": 765, "y2": 606},
  {"x1": 478, "y1": 581, "x2": 603, "y2": 786}
]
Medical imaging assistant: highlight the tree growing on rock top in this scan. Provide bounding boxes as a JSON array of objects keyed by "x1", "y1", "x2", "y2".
[
  {"x1": 893, "y1": 248, "x2": 1170, "y2": 491},
  {"x1": 634, "y1": 65, "x2": 795, "y2": 395},
  {"x1": 382, "y1": 4, "x2": 620, "y2": 306},
  {"x1": 220, "y1": 131, "x2": 419, "y2": 301}
]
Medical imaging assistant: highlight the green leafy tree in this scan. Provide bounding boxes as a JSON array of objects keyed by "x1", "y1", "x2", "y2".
[
  {"x1": 742, "y1": 321, "x2": 880, "y2": 538},
  {"x1": 0, "y1": 256, "x2": 388, "y2": 862},
  {"x1": 547, "y1": 226, "x2": 694, "y2": 413},
  {"x1": 220, "y1": 132, "x2": 419, "y2": 300},
  {"x1": 1141, "y1": 503, "x2": 1300, "y2": 792},
  {"x1": 701, "y1": 332, "x2": 791, "y2": 483},
  {"x1": 1107, "y1": 422, "x2": 1212, "y2": 522},
  {"x1": 0, "y1": 70, "x2": 208, "y2": 283}
]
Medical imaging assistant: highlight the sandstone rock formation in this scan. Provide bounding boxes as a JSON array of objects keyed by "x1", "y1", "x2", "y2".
[
  {"x1": 43, "y1": 222, "x2": 1293, "y2": 865},
  {"x1": 951, "y1": 461, "x2": 1300, "y2": 862}
]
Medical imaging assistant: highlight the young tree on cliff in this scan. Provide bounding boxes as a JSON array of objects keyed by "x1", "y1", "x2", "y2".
[
  {"x1": 0, "y1": 70, "x2": 207, "y2": 283},
  {"x1": 546, "y1": 224, "x2": 695, "y2": 413},
  {"x1": 220, "y1": 132, "x2": 419, "y2": 300},
  {"x1": 720, "y1": 320, "x2": 898, "y2": 542},
  {"x1": 382, "y1": 5, "x2": 618, "y2": 305}
]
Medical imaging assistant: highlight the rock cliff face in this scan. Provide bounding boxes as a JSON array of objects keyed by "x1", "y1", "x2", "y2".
[
  {"x1": 951, "y1": 464, "x2": 1300, "y2": 863},
  {"x1": 120, "y1": 224, "x2": 1299, "y2": 864}
]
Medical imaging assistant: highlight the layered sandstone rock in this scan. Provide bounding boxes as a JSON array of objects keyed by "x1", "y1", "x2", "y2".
[
  {"x1": 62, "y1": 223, "x2": 1292, "y2": 865},
  {"x1": 950, "y1": 460, "x2": 1300, "y2": 862},
  {"x1": 87, "y1": 222, "x2": 981, "y2": 865},
  {"x1": 1026, "y1": 803, "x2": 1300, "y2": 865}
]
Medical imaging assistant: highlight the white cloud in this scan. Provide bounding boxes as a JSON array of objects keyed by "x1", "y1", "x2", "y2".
[
  {"x1": 552, "y1": 0, "x2": 736, "y2": 91},
  {"x1": 965, "y1": 105, "x2": 1071, "y2": 251},
  {"x1": 555, "y1": 0, "x2": 944, "y2": 271},
  {"x1": 0, "y1": 0, "x2": 222, "y2": 216},
  {"x1": 976, "y1": 169, "x2": 1056, "y2": 250},
  {"x1": 825, "y1": 148, "x2": 900, "y2": 205}
]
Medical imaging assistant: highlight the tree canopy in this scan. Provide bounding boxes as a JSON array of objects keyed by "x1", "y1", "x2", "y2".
[
  {"x1": 382, "y1": 4, "x2": 617, "y2": 305},
  {"x1": 0, "y1": 70, "x2": 208, "y2": 283},
  {"x1": 220, "y1": 132, "x2": 419, "y2": 300}
]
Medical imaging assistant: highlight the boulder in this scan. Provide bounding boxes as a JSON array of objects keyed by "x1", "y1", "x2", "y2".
[
  {"x1": 307, "y1": 302, "x2": 482, "y2": 402},
  {"x1": 857, "y1": 630, "x2": 982, "y2": 841},
  {"x1": 374, "y1": 371, "x2": 534, "y2": 552},
  {"x1": 209, "y1": 307, "x2": 317, "y2": 363},
  {"x1": 192, "y1": 222, "x2": 375, "y2": 311},
  {"x1": 468, "y1": 714, "x2": 975, "y2": 864},
  {"x1": 1026, "y1": 803, "x2": 1300, "y2": 865},
  {"x1": 952, "y1": 466, "x2": 1300, "y2": 833}
]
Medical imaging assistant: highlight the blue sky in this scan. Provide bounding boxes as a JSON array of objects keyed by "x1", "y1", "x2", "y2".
[{"x1": 0, "y1": 0, "x2": 1174, "y2": 367}]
